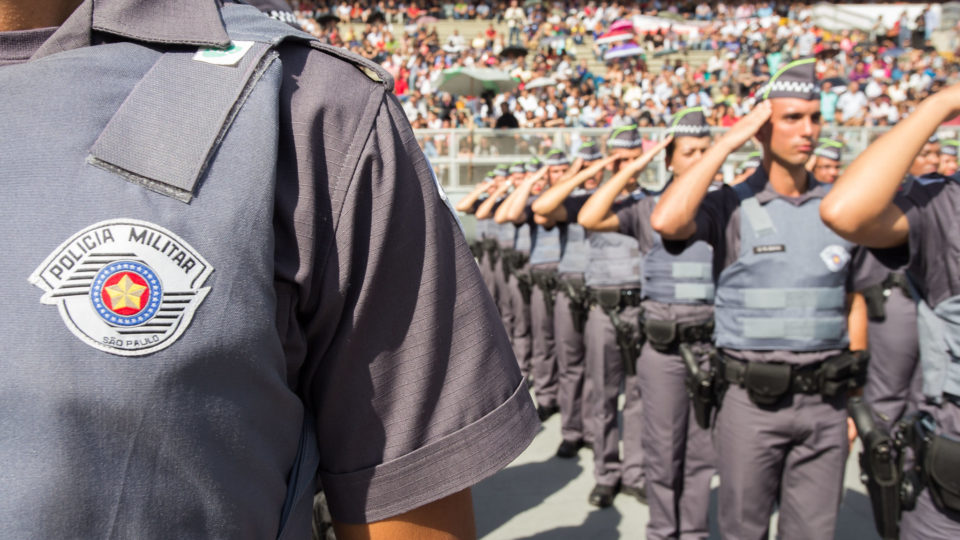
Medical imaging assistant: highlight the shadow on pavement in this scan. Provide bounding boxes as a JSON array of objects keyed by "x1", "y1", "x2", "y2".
[
  {"x1": 474, "y1": 453, "x2": 583, "y2": 537},
  {"x1": 517, "y1": 508, "x2": 623, "y2": 540},
  {"x1": 836, "y1": 488, "x2": 881, "y2": 540}
]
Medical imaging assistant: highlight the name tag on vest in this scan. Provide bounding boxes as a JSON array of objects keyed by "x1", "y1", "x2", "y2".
[{"x1": 754, "y1": 244, "x2": 786, "y2": 254}]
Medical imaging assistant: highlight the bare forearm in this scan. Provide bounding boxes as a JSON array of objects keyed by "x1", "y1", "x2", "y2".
[
  {"x1": 498, "y1": 183, "x2": 532, "y2": 224},
  {"x1": 454, "y1": 187, "x2": 484, "y2": 213},
  {"x1": 334, "y1": 489, "x2": 477, "y2": 540},
  {"x1": 822, "y1": 94, "x2": 951, "y2": 242},
  {"x1": 650, "y1": 139, "x2": 730, "y2": 239},
  {"x1": 532, "y1": 159, "x2": 609, "y2": 217},
  {"x1": 475, "y1": 186, "x2": 506, "y2": 220},
  {"x1": 580, "y1": 142, "x2": 667, "y2": 230},
  {"x1": 846, "y1": 292, "x2": 868, "y2": 351}
]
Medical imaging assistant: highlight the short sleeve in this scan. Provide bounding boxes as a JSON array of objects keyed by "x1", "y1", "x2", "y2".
[
  {"x1": 662, "y1": 187, "x2": 736, "y2": 269},
  {"x1": 895, "y1": 187, "x2": 930, "y2": 275},
  {"x1": 287, "y1": 77, "x2": 537, "y2": 522},
  {"x1": 562, "y1": 193, "x2": 589, "y2": 224},
  {"x1": 616, "y1": 198, "x2": 643, "y2": 238}
]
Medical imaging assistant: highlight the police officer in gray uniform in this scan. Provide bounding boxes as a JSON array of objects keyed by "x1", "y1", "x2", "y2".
[
  {"x1": 496, "y1": 161, "x2": 536, "y2": 386},
  {"x1": 576, "y1": 125, "x2": 649, "y2": 507},
  {"x1": 651, "y1": 59, "x2": 869, "y2": 539},
  {"x1": 498, "y1": 154, "x2": 569, "y2": 418},
  {"x1": 939, "y1": 138, "x2": 959, "y2": 176},
  {"x1": 475, "y1": 165, "x2": 525, "y2": 374},
  {"x1": 809, "y1": 137, "x2": 843, "y2": 184},
  {"x1": 854, "y1": 137, "x2": 948, "y2": 432},
  {"x1": 732, "y1": 151, "x2": 762, "y2": 185},
  {"x1": 823, "y1": 85, "x2": 960, "y2": 538},
  {"x1": 532, "y1": 142, "x2": 607, "y2": 456},
  {"x1": 0, "y1": 1, "x2": 539, "y2": 537},
  {"x1": 456, "y1": 172, "x2": 499, "y2": 301},
  {"x1": 580, "y1": 108, "x2": 717, "y2": 539}
]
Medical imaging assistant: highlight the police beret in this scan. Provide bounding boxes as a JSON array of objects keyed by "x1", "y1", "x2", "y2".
[
  {"x1": 736, "y1": 151, "x2": 763, "y2": 174},
  {"x1": 757, "y1": 57, "x2": 819, "y2": 101},
  {"x1": 576, "y1": 140, "x2": 603, "y2": 161},
  {"x1": 667, "y1": 107, "x2": 710, "y2": 138},
  {"x1": 508, "y1": 161, "x2": 526, "y2": 174},
  {"x1": 608, "y1": 124, "x2": 644, "y2": 149},
  {"x1": 544, "y1": 148, "x2": 570, "y2": 166},
  {"x1": 525, "y1": 156, "x2": 544, "y2": 172},
  {"x1": 813, "y1": 138, "x2": 843, "y2": 162},
  {"x1": 493, "y1": 165, "x2": 509, "y2": 177},
  {"x1": 942, "y1": 139, "x2": 960, "y2": 157}
]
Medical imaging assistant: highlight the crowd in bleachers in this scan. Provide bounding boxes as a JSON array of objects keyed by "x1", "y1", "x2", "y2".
[{"x1": 280, "y1": 1, "x2": 958, "y2": 134}]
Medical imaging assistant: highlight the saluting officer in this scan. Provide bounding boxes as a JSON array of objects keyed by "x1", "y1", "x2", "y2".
[
  {"x1": 571, "y1": 125, "x2": 649, "y2": 507},
  {"x1": 579, "y1": 107, "x2": 718, "y2": 540},
  {"x1": 821, "y1": 83, "x2": 960, "y2": 539},
  {"x1": 939, "y1": 138, "x2": 959, "y2": 177},
  {"x1": 531, "y1": 142, "x2": 606, "y2": 457},
  {"x1": 498, "y1": 154, "x2": 570, "y2": 419},
  {"x1": 494, "y1": 160, "x2": 542, "y2": 388},
  {"x1": 855, "y1": 135, "x2": 949, "y2": 432},
  {"x1": 455, "y1": 172, "x2": 500, "y2": 301},
  {"x1": 650, "y1": 59, "x2": 869, "y2": 539},
  {"x1": 809, "y1": 137, "x2": 843, "y2": 184},
  {"x1": 732, "y1": 151, "x2": 762, "y2": 185},
  {"x1": 476, "y1": 165, "x2": 526, "y2": 373}
]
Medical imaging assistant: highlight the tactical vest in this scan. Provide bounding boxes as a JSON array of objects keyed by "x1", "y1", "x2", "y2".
[
  {"x1": 643, "y1": 232, "x2": 714, "y2": 304},
  {"x1": 496, "y1": 219, "x2": 514, "y2": 249},
  {"x1": 528, "y1": 223, "x2": 564, "y2": 268},
  {"x1": 714, "y1": 181, "x2": 853, "y2": 352},
  {"x1": 584, "y1": 231, "x2": 643, "y2": 289},
  {"x1": 514, "y1": 222, "x2": 532, "y2": 255},
  {"x1": 0, "y1": 5, "x2": 327, "y2": 538},
  {"x1": 557, "y1": 223, "x2": 589, "y2": 276},
  {"x1": 474, "y1": 208, "x2": 489, "y2": 239}
]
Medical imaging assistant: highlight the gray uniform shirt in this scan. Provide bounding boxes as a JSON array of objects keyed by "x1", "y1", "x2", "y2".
[
  {"x1": 0, "y1": 0, "x2": 537, "y2": 532},
  {"x1": 892, "y1": 179, "x2": 960, "y2": 305},
  {"x1": 617, "y1": 195, "x2": 716, "y2": 324}
]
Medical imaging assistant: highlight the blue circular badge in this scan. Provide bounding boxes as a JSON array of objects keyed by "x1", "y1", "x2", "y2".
[{"x1": 90, "y1": 261, "x2": 163, "y2": 327}]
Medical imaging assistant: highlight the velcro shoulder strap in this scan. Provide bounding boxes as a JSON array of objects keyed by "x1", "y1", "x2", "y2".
[
  {"x1": 88, "y1": 40, "x2": 278, "y2": 202},
  {"x1": 732, "y1": 180, "x2": 776, "y2": 237},
  {"x1": 87, "y1": 4, "x2": 390, "y2": 203}
]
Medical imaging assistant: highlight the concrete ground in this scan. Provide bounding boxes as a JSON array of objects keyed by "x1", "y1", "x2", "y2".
[{"x1": 473, "y1": 392, "x2": 881, "y2": 539}]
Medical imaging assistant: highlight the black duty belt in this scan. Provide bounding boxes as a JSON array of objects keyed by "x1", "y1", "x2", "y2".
[
  {"x1": 530, "y1": 268, "x2": 558, "y2": 290},
  {"x1": 643, "y1": 318, "x2": 714, "y2": 351},
  {"x1": 721, "y1": 350, "x2": 869, "y2": 406},
  {"x1": 588, "y1": 287, "x2": 641, "y2": 310},
  {"x1": 558, "y1": 274, "x2": 585, "y2": 290}
]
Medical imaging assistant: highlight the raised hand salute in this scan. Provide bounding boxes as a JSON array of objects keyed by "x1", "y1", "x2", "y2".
[
  {"x1": 651, "y1": 100, "x2": 772, "y2": 240},
  {"x1": 579, "y1": 136, "x2": 673, "y2": 231}
]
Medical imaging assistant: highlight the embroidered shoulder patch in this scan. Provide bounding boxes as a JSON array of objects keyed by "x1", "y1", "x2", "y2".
[
  {"x1": 28, "y1": 219, "x2": 213, "y2": 357},
  {"x1": 819, "y1": 244, "x2": 850, "y2": 272}
]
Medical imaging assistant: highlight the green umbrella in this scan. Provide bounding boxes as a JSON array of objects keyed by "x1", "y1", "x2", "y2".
[{"x1": 435, "y1": 67, "x2": 518, "y2": 96}]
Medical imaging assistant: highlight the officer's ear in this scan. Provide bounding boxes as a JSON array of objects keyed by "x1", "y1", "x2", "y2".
[{"x1": 755, "y1": 121, "x2": 772, "y2": 147}]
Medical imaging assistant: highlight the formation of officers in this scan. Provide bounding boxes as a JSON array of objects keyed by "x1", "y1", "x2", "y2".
[{"x1": 456, "y1": 58, "x2": 960, "y2": 540}]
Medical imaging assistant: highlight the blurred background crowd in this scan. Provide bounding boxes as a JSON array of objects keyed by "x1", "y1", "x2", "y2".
[{"x1": 278, "y1": 0, "x2": 958, "y2": 134}]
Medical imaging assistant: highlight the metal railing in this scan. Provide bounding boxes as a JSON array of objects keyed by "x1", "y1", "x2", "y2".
[{"x1": 415, "y1": 126, "x2": 954, "y2": 195}]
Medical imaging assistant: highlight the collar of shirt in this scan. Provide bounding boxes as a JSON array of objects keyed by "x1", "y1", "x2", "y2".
[
  {"x1": 743, "y1": 164, "x2": 829, "y2": 206},
  {"x1": 31, "y1": 0, "x2": 230, "y2": 62}
]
